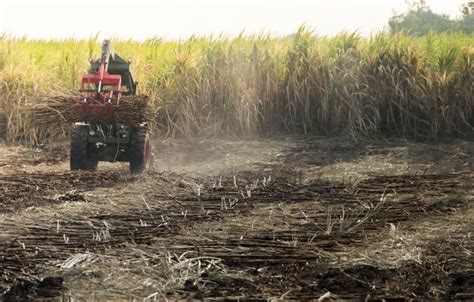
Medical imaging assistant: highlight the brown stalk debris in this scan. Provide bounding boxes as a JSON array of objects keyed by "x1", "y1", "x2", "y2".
[
  {"x1": 0, "y1": 168, "x2": 472, "y2": 300},
  {"x1": 0, "y1": 171, "x2": 123, "y2": 212}
]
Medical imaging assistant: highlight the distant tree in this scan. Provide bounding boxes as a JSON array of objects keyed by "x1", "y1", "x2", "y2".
[
  {"x1": 389, "y1": 0, "x2": 455, "y2": 36},
  {"x1": 457, "y1": 1, "x2": 474, "y2": 33}
]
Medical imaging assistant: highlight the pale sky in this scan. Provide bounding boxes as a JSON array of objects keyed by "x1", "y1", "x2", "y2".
[{"x1": 0, "y1": 0, "x2": 468, "y2": 40}]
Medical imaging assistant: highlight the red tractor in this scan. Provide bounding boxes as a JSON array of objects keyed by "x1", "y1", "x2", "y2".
[{"x1": 70, "y1": 40, "x2": 153, "y2": 174}]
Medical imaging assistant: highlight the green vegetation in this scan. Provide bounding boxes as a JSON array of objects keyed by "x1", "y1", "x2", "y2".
[
  {"x1": 0, "y1": 29, "x2": 473, "y2": 142},
  {"x1": 389, "y1": 0, "x2": 474, "y2": 35}
]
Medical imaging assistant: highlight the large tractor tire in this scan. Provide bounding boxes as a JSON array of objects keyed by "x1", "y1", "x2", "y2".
[
  {"x1": 86, "y1": 143, "x2": 99, "y2": 171},
  {"x1": 129, "y1": 128, "x2": 152, "y2": 174},
  {"x1": 70, "y1": 127, "x2": 98, "y2": 171}
]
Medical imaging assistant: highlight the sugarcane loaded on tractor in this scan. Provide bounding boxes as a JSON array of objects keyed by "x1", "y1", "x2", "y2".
[{"x1": 70, "y1": 40, "x2": 154, "y2": 174}]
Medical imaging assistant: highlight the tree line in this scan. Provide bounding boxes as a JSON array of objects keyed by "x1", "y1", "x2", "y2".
[{"x1": 389, "y1": 0, "x2": 474, "y2": 35}]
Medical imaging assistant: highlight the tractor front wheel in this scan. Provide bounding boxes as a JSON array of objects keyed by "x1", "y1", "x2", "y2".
[
  {"x1": 129, "y1": 128, "x2": 152, "y2": 174},
  {"x1": 70, "y1": 127, "x2": 98, "y2": 171}
]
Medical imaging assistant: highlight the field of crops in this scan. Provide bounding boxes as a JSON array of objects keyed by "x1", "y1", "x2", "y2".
[
  {"x1": 0, "y1": 30, "x2": 473, "y2": 300},
  {"x1": 0, "y1": 29, "x2": 473, "y2": 142}
]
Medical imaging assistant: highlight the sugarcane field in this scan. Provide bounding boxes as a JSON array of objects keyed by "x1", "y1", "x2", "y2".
[{"x1": 0, "y1": 1, "x2": 474, "y2": 301}]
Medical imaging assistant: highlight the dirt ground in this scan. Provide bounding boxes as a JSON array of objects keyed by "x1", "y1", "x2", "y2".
[{"x1": 0, "y1": 136, "x2": 473, "y2": 301}]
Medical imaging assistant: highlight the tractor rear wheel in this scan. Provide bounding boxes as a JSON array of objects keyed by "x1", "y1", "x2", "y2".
[
  {"x1": 70, "y1": 127, "x2": 98, "y2": 171},
  {"x1": 129, "y1": 128, "x2": 151, "y2": 174},
  {"x1": 86, "y1": 143, "x2": 99, "y2": 171}
]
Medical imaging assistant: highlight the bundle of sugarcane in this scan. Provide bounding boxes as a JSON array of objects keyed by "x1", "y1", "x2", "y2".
[
  {"x1": 112, "y1": 95, "x2": 155, "y2": 126},
  {"x1": 27, "y1": 94, "x2": 154, "y2": 128}
]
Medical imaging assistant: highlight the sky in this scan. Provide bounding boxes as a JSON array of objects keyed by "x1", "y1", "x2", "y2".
[{"x1": 0, "y1": 0, "x2": 468, "y2": 40}]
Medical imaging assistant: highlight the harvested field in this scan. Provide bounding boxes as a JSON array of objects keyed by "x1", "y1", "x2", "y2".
[
  {"x1": 0, "y1": 137, "x2": 473, "y2": 300},
  {"x1": 1, "y1": 7, "x2": 473, "y2": 302}
]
